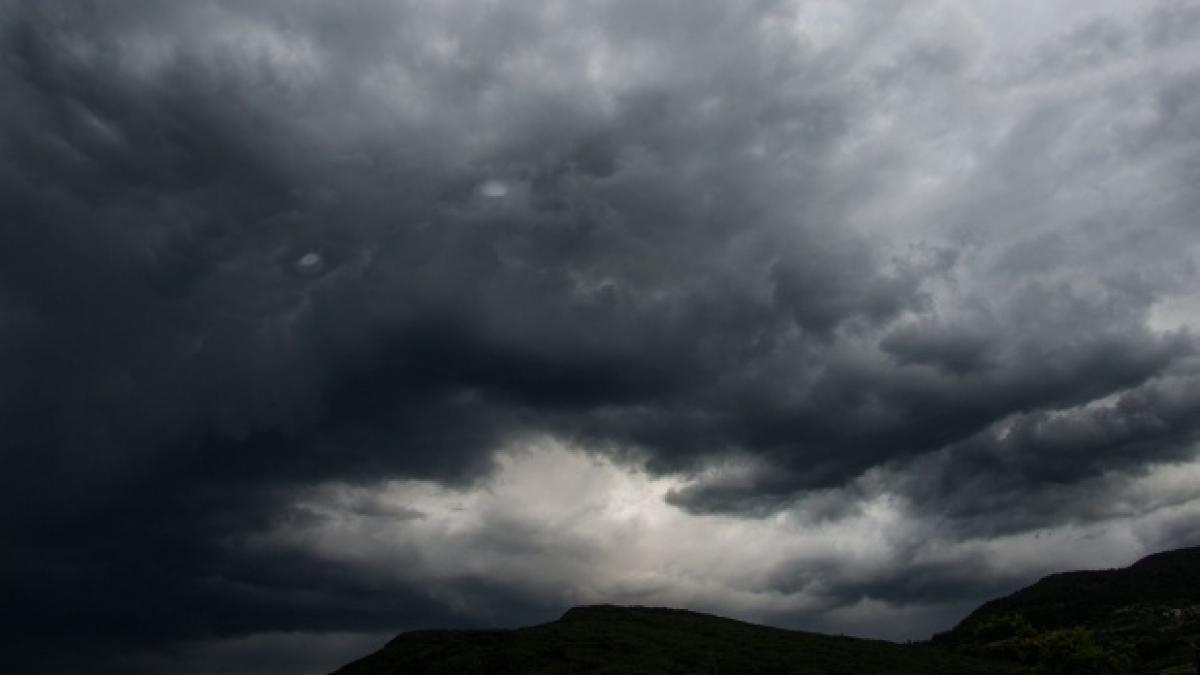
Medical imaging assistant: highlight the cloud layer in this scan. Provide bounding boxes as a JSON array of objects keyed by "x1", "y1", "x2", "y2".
[{"x1": 2, "y1": 1, "x2": 1200, "y2": 672}]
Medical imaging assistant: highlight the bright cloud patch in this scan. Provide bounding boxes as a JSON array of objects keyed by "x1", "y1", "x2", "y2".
[{"x1": 253, "y1": 438, "x2": 1200, "y2": 640}]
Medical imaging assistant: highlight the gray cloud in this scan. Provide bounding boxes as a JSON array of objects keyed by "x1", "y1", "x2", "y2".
[{"x1": 3, "y1": 1, "x2": 1200, "y2": 673}]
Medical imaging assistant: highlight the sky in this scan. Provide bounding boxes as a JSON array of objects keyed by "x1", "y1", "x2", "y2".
[{"x1": 2, "y1": 1, "x2": 1200, "y2": 673}]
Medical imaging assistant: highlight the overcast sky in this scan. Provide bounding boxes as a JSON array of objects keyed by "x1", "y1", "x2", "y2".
[{"x1": 3, "y1": 1, "x2": 1200, "y2": 673}]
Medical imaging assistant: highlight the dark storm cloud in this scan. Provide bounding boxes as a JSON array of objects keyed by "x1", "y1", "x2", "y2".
[
  {"x1": 890, "y1": 370, "x2": 1200, "y2": 536},
  {"x1": 762, "y1": 544, "x2": 1023, "y2": 614},
  {"x1": 0, "y1": 0, "x2": 929, "y2": 513},
  {"x1": 0, "y1": 0, "x2": 911, "y2": 666},
  {"x1": 3, "y1": 0, "x2": 1200, "y2": 672}
]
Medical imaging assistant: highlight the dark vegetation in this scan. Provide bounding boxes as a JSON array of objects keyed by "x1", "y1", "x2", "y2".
[
  {"x1": 334, "y1": 546, "x2": 1200, "y2": 674},
  {"x1": 935, "y1": 545, "x2": 1200, "y2": 674},
  {"x1": 333, "y1": 605, "x2": 1015, "y2": 674}
]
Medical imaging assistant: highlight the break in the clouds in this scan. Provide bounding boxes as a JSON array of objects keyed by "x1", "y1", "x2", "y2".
[{"x1": 2, "y1": 1, "x2": 1200, "y2": 673}]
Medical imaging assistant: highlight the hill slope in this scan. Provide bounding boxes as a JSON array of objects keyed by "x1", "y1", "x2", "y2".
[
  {"x1": 333, "y1": 546, "x2": 1200, "y2": 674},
  {"x1": 332, "y1": 605, "x2": 1016, "y2": 675},
  {"x1": 935, "y1": 545, "x2": 1200, "y2": 674},
  {"x1": 941, "y1": 546, "x2": 1200, "y2": 635}
]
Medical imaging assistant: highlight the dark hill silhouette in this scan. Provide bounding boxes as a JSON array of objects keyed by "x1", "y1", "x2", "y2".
[
  {"x1": 333, "y1": 545, "x2": 1200, "y2": 674},
  {"x1": 935, "y1": 545, "x2": 1200, "y2": 674},
  {"x1": 332, "y1": 605, "x2": 1015, "y2": 674},
  {"x1": 940, "y1": 546, "x2": 1200, "y2": 637}
]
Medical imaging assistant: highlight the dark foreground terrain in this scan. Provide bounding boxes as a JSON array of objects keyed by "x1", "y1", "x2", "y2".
[
  {"x1": 935, "y1": 545, "x2": 1200, "y2": 674},
  {"x1": 334, "y1": 546, "x2": 1200, "y2": 674},
  {"x1": 334, "y1": 604, "x2": 1014, "y2": 675}
]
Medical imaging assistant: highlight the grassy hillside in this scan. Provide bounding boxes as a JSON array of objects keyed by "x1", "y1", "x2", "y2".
[
  {"x1": 935, "y1": 546, "x2": 1200, "y2": 674},
  {"x1": 332, "y1": 605, "x2": 1017, "y2": 675}
]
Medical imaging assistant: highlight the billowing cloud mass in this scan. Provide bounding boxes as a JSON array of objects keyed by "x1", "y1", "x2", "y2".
[{"x1": 2, "y1": 1, "x2": 1200, "y2": 673}]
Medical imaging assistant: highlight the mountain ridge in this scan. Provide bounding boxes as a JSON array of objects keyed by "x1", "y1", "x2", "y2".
[
  {"x1": 940, "y1": 544, "x2": 1200, "y2": 638},
  {"x1": 334, "y1": 545, "x2": 1200, "y2": 674}
]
